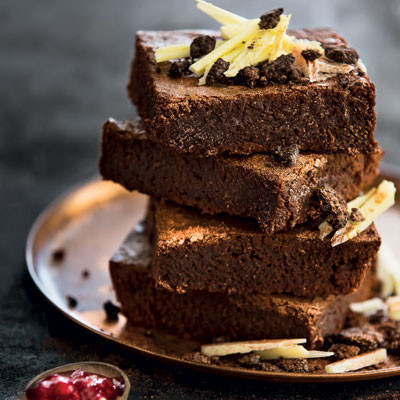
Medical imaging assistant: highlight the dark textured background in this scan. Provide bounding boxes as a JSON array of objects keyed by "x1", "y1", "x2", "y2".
[{"x1": 1, "y1": 0, "x2": 399, "y2": 398}]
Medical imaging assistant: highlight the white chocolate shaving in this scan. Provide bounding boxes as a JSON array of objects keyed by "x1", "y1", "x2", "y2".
[
  {"x1": 201, "y1": 338, "x2": 306, "y2": 357},
  {"x1": 196, "y1": 0, "x2": 245, "y2": 26},
  {"x1": 155, "y1": 44, "x2": 190, "y2": 63},
  {"x1": 350, "y1": 298, "x2": 385, "y2": 316},
  {"x1": 257, "y1": 345, "x2": 333, "y2": 360},
  {"x1": 377, "y1": 244, "x2": 400, "y2": 297},
  {"x1": 325, "y1": 349, "x2": 387, "y2": 374}
]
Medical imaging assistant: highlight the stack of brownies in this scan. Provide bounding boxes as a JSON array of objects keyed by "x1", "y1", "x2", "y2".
[{"x1": 100, "y1": 6, "x2": 385, "y2": 350}]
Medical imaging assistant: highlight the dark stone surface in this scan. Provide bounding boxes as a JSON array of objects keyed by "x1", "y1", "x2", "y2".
[{"x1": 0, "y1": 0, "x2": 399, "y2": 398}]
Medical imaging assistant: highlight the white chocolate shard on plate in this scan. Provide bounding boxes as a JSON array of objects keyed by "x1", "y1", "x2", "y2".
[
  {"x1": 256, "y1": 345, "x2": 333, "y2": 360},
  {"x1": 201, "y1": 338, "x2": 306, "y2": 357},
  {"x1": 332, "y1": 180, "x2": 396, "y2": 247},
  {"x1": 196, "y1": 0, "x2": 245, "y2": 26},
  {"x1": 350, "y1": 297, "x2": 385, "y2": 316},
  {"x1": 325, "y1": 349, "x2": 387, "y2": 374},
  {"x1": 377, "y1": 244, "x2": 400, "y2": 297}
]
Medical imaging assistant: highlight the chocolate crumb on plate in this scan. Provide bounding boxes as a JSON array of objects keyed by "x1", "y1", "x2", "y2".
[
  {"x1": 81, "y1": 269, "x2": 90, "y2": 279},
  {"x1": 273, "y1": 358, "x2": 310, "y2": 373},
  {"x1": 190, "y1": 35, "x2": 216, "y2": 58},
  {"x1": 103, "y1": 300, "x2": 120, "y2": 321},
  {"x1": 301, "y1": 49, "x2": 321, "y2": 61},
  {"x1": 336, "y1": 326, "x2": 385, "y2": 352},
  {"x1": 52, "y1": 248, "x2": 65, "y2": 263},
  {"x1": 324, "y1": 45, "x2": 359, "y2": 64},
  {"x1": 66, "y1": 295, "x2": 78, "y2": 309},
  {"x1": 258, "y1": 362, "x2": 282, "y2": 372},
  {"x1": 376, "y1": 319, "x2": 400, "y2": 350},
  {"x1": 329, "y1": 343, "x2": 361, "y2": 360},
  {"x1": 259, "y1": 8, "x2": 284, "y2": 30},
  {"x1": 238, "y1": 353, "x2": 261, "y2": 366}
]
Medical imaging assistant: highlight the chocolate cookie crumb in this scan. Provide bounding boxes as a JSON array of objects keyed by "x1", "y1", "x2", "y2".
[
  {"x1": 238, "y1": 353, "x2": 261, "y2": 365},
  {"x1": 192, "y1": 351, "x2": 212, "y2": 364},
  {"x1": 206, "y1": 58, "x2": 230, "y2": 85},
  {"x1": 261, "y1": 54, "x2": 304, "y2": 84},
  {"x1": 190, "y1": 35, "x2": 216, "y2": 58},
  {"x1": 259, "y1": 8, "x2": 284, "y2": 30},
  {"x1": 52, "y1": 248, "x2": 65, "y2": 263},
  {"x1": 81, "y1": 269, "x2": 90, "y2": 279},
  {"x1": 301, "y1": 49, "x2": 321, "y2": 61},
  {"x1": 239, "y1": 66, "x2": 260, "y2": 88},
  {"x1": 259, "y1": 362, "x2": 281, "y2": 372},
  {"x1": 324, "y1": 45, "x2": 359, "y2": 64},
  {"x1": 336, "y1": 326, "x2": 385, "y2": 352},
  {"x1": 350, "y1": 208, "x2": 365, "y2": 222},
  {"x1": 376, "y1": 320, "x2": 400, "y2": 350},
  {"x1": 272, "y1": 144, "x2": 299, "y2": 166},
  {"x1": 316, "y1": 185, "x2": 349, "y2": 230},
  {"x1": 329, "y1": 343, "x2": 360, "y2": 360},
  {"x1": 168, "y1": 59, "x2": 191, "y2": 78},
  {"x1": 66, "y1": 295, "x2": 77, "y2": 309},
  {"x1": 274, "y1": 358, "x2": 309, "y2": 373},
  {"x1": 103, "y1": 300, "x2": 120, "y2": 321}
]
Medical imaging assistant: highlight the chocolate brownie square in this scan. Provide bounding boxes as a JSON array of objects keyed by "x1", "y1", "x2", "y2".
[{"x1": 128, "y1": 28, "x2": 377, "y2": 156}]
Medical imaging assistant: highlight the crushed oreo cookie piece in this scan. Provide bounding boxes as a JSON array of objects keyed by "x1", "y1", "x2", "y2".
[
  {"x1": 206, "y1": 58, "x2": 230, "y2": 85},
  {"x1": 273, "y1": 358, "x2": 309, "y2": 373},
  {"x1": 350, "y1": 208, "x2": 365, "y2": 222},
  {"x1": 190, "y1": 35, "x2": 216, "y2": 58},
  {"x1": 301, "y1": 49, "x2": 322, "y2": 61},
  {"x1": 376, "y1": 320, "x2": 400, "y2": 350},
  {"x1": 259, "y1": 8, "x2": 284, "y2": 30},
  {"x1": 168, "y1": 59, "x2": 191, "y2": 78},
  {"x1": 52, "y1": 248, "x2": 65, "y2": 263},
  {"x1": 66, "y1": 295, "x2": 77, "y2": 309},
  {"x1": 238, "y1": 353, "x2": 261, "y2": 365},
  {"x1": 261, "y1": 54, "x2": 305, "y2": 84},
  {"x1": 103, "y1": 300, "x2": 120, "y2": 321},
  {"x1": 336, "y1": 326, "x2": 385, "y2": 352},
  {"x1": 239, "y1": 66, "x2": 260, "y2": 88},
  {"x1": 272, "y1": 144, "x2": 299, "y2": 166},
  {"x1": 259, "y1": 362, "x2": 281, "y2": 372},
  {"x1": 329, "y1": 343, "x2": 360, "y2": 360},
  {"x1": 316, "y1": 185, "x2": 349, "y2": 230},
  {"x1": 324, "y1": 45, "x2": 359, "y2": 64}
]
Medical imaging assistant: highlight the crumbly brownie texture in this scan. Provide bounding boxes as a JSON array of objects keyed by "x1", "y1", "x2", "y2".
[
  {"x1": 109, "y1": 226, "x2": 375, "y2": 349},
  {"x1": 100, "y1": 119, "x2": 382, "y2": 233},
  {"x1": 146, "y1": 199, "x2": 380, "y2": 297},
  {"x1": 128, "y1": 28, "x2": 377, "y2": 156}
]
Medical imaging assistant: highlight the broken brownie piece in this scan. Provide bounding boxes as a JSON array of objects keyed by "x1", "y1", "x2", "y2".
[
  {"x1": 109, "y1": 225, "x2": 376, "y2": 348},
  {"x1": 146, "y1": 199, "x2": 380, "y2": 297},
  {"x1": 336, "y1": 326, "x2": 385, "y2": 352},
  {"x1": 100, "y1": 119, "x2": 382, "y2": 234},
  {"x1": 129, "y1": 29, "x2": 377, "y2": 155}
]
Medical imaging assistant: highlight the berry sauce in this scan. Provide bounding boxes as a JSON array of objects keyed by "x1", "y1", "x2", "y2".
[{"x1": 26, "y1": 368, "x2": 125, "y2": 400}]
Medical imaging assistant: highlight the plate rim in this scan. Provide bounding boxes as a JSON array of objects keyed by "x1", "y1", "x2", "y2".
[{"x1": 25, "y1": 164, "x2": 400, "y2": 383}]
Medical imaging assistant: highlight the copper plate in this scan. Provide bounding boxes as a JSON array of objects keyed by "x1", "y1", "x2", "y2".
[{"x1": 26, "y1": 165, "x2": 400, "y2": 383}]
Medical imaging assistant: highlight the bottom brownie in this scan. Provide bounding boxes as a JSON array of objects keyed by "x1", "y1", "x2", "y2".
[{"x1": 110, "y1": 224, "x2": 375, "y2": 349}]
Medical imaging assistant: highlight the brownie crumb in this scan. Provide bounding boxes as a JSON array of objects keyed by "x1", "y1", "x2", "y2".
[
  {"x1": 81, "y1": 269, "x2": 90, "y2": 279},
  {"x1": 66, "y1": 295, "x2": 77, "y2": 309},
  {"x1": 168, "y1": 59, "x2": 191, "y2": 78},
  {"x1": 206, "y1": 58, "x2": 230, "y2": 85},
  {"x1": 238, "y1": 353, "x2": 261, "y2": 365},
  {"x1": 336, "y1": 326, "x2": 385, "y2": 352},
  {"x1": 259, "y1": 8, "x2": 284, "y2": 30},
  {"x1": 259, "y1": 362, "x2": 282, "y2": 372},
  {"x1": 301, "y1": 49, "x2": 321, "y2": 61},
  {"x1": 192, "y1": 351, "x2": 213, "y2": 364},
  {"x1": 273, "y1": 358, "x2": 309, "y2": 373},
  {"x1": 324, "y1": 45, "x2": 359, "y2": 64},
  {"x1": 261, "y1": 54, "x2": 305, "y2": 84},
  {"x1": 190, "y1": 35, "x2": 216, "y2": 58},
  {"x1": 103, "y1": 300, "x2": 120, "y2": 321},
  {"x1": 239, "y1": 66, "x2": 260, "y2": 88},
  {"x1": 272, "y1": 144, "x2": 299, "y2": 166},
  {"x1": 316, "y1": 185, "x2": 349, "y2": 230},
  {"x1": 52, "y1": 248, "x2": 65, "y2": 263},
  {"x1": 350, "y1": 208, "x2": 365, "y2": 222},
  {"x1": 329, "y1": 343, "x2": 360, "y2": 360}
]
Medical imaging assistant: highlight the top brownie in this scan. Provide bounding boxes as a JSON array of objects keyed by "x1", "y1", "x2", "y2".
[{"x1": 128, "y1": 28, "x2": 377, "y2": 156}]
